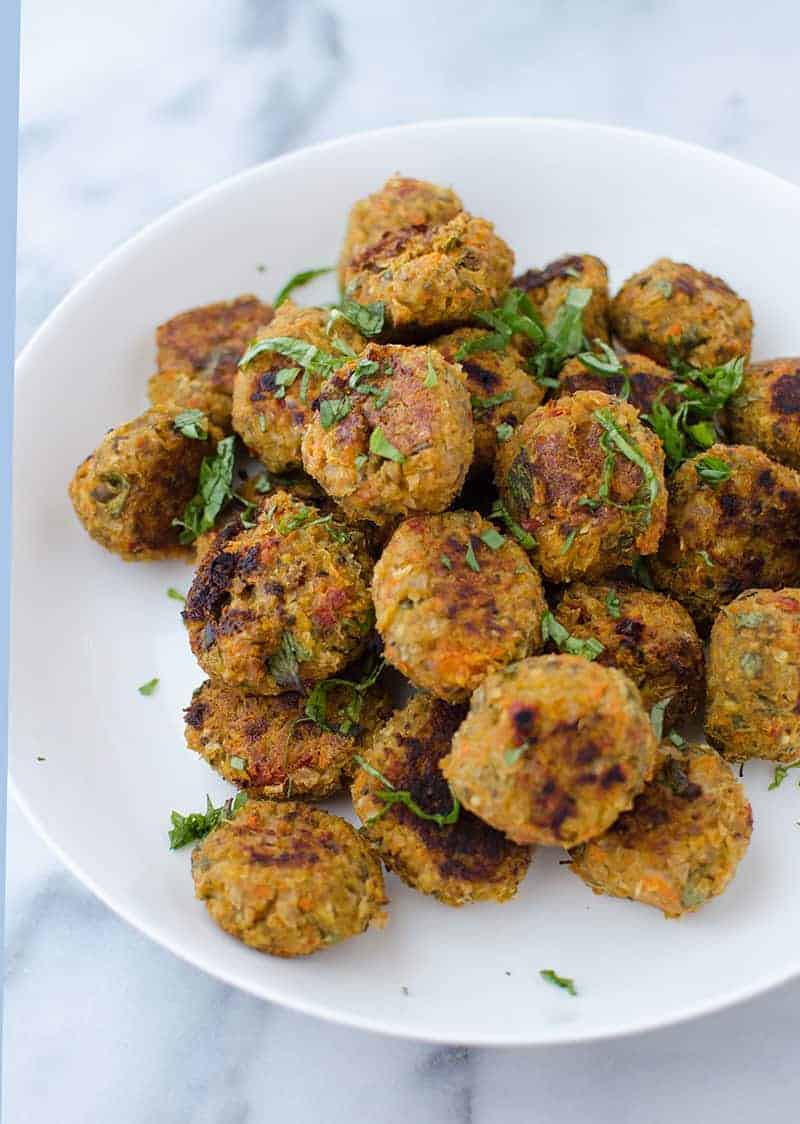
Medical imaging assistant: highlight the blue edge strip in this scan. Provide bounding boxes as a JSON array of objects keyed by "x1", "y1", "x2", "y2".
[{"x1": 1, "y1": 0, "x2": 21, "y2": 1095}]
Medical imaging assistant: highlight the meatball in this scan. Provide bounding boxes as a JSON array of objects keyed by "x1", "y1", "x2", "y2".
[
  {"x1": 301, "y1": 343, "x2": 473, "y2": 525},
  {"x1": 557, "y1": 352, "x2": 678, "y2": 417},
  {"x1": 554, "y1": 582, "x2": 704, "y2": 723},
  {"x1": 610, "y1": 258, "x2": 753, "y2": 369},
  {"x1": 148, "y1": 367, "x2": 234, "y2": 433},
  {"x1": 338, "y1": 175, "x2": 462, "y2": 285},
  {"x1": 728, "y1": 358, "x2": 800, "y2": 470},
  {"x1": 514, "y1": 254, "x2": 610, "y2": 344},
  {"x1": 183, "y1": 490, "x2": 374, "y2": 694},
  {"x1": 431, "y1": 327, "x2": 544, "y2": 471},
  {"x1": 650, "y1": 444, "x2": 800, "y2": 626},
  {"x1": 705, "y1": 588, "x2": 800, "y2": 764},
  {"x1": 352, "y1": 694, "x2": 532, "y2": 906},
  {"x1": 440, "y1": 654, "x2": 658, "y2": 847},
  {"x1": 191, "y1": 800, "x2": 387, "y2": 956},
  {"x1": 342, "y1": 211, "x2": 514, "y2": 339},
  {"x1": 68, "y1": 406, "x2": 217, "y2": 561},
  {"x1": 496, "y1": 390, "x2": 667, "y2": 582},
  {"x1": 372, "y1": 511, "x2": 547, "y2": 701},
  {"x1": 569, "y1": 743, "x2": 752, "y2": 918}
]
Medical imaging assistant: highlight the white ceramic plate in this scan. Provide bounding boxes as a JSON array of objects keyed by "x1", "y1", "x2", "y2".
[{"x1": 12, "y1": 118, "x2": 800, "y2": 1046}]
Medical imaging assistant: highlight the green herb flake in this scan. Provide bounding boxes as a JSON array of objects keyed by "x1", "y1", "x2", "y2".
[
  {"x1": 768, "y1": 761, "x2": 800, "y2": 790},
  {"x1": 541, "y1": 610, "x2": 603, "y2": 661},
  {"x1": 254, "y1": 473, "x2": 272, "y2": 493},
  {"x1": 576, "y1": 340, "x2": 631, "y2": 400},
  {"x1": 168, "y1": 792, "x2": 248, "y2": 850},
  {"x1": 654, "y1": 279, "x2": 673, "y2": 298},
  {"x1": 166, "y1": 587, "x2": 186, "y2": 604},
  {"x1": 173, "y1": 434, "x2": 237, "y2": 544},
  {"x1": 560, "y1": 528, "x2": 578, "y2": 555},
  {"x1": 495, "y1": 422, "x2": 514, "y2": 443},
  {"x1": 470, "y1": 391, "x2": 514, "y2": 416},
  {"x1": 333, "y1": 296, "x2": 385, "y2": 337},
  {"x1": 696, "y1": 550, "x2": 714, "y2": 568},
  {"x1": 423, "y1": 351, "x2": 438, "y2": 388},
  {"x1": 490, "y1": 500, "x2": 536, "y2": 551},
  {"x1": 695, "y1": 455, "x2": 731, "y2": 486},
  {"x1": 355, "y1": 754, "x2": 460, "y2": 827},
  {"x1": 643, "y1": 356, "x2": 744, "y2": 471},
  {"x1": 295, "y1": 659, "x2": 384, "y2": 737},
  {"x1": 369, "y1": 427, "x2": 405, "y2": 463},
  {"x1": 668, "y1": 730, "x2": 687, "y2": 748},
  {"x1": 173, "y1": 408, "x2": 209, "y2": 441},
  {"x1": 239, "y1": 335, "x2": 341, "y2": 383},
  {"x1": 465, "y1": 541, "x2": 480, "y2": 572},
  {"x1": 540, "y1": 969, "x2": 577, "y2": 997},
  {"x1": 605, "y1": 590, "x2": 621, "y2": 619},
  {"x1": 355, "y1": 454, "x2": 368, "y2": 471},
  {"x1": 649, "y1": 696, "x2": 674, "y2": 741},
  {"x1": 480, "y1": 528, "x2": 506, "y2": 550},
  {"x1": 504, "y1": 743, "x2": 529, "y2": 766},
  {"x1": 319, "y1": 397, "x2": 352, "y2": 430},
  {"x1": 229, "y1": 755, "x2": 246, "y2": 771},
  {"x1": 274, "y1": 266, "x2": 333, "y2": 308},
  {"x1": 138, "y1": 677, "x2": 159, "y2": 696},
  {"x1": 441, "y1": 554, "x2": 453, "y2": 571},
  {"x1": 268, "y1": 632, "x2": 310, "y2": 692}
]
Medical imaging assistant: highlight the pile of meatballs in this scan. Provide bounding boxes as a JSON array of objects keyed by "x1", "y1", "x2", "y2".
[{"x1": 68, "y1": 174, "x2": 800, "y2": 960}]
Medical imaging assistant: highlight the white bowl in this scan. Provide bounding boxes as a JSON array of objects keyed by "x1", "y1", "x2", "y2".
[{"x1": 12, "y1": 118, "x2": 800, "y2": 1045}]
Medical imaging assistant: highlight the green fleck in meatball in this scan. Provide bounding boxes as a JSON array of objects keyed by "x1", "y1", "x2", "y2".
[
  {"x1": 705, "y1": 588, "x2": 800, "y2": 764},
  {"x1": 515, "y1": 254, "x2": 610, "y2": 344},
  {"x1": 610, "y1": 258, "x2": 753, "y2": 369},
  {"x1": 650, "y1": 444, "x2": 800, "y2": 627},
  {"x1": 183, "y1": 490, "x2": 374, "y2": 694},
  {"x1": 557, "y1": 352, "x2": 679, "y2": 417},
  {"x1": 372, "y1": 511, "x2": 547, "y2": 701},
  {"x1": 352, "y1": 694, "x2": 532, "y2": 906},
  {"x1": 728, "y1": 357, "x2": 800, "y2": 470},
  {"x1": 570, "y1": 742, "x2": 752, "y2": 918},
  {"x1": 440, "y1": 654, "x2": 658, "y2": 847},
  {"x1": 191, "y1": 800, "x2": 387, "y2": 956},
  {"x1": 496, "y1": 390, "x2": 667, "y2": 582}
]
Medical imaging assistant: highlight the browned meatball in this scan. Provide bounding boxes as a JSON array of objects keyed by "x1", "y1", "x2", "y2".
[
  {"x1": 728, "y1": 358, "x2": 800, "y2": 470},
  {"x1": 515, "y1": 254, "x2": 610, "y2": 344}
]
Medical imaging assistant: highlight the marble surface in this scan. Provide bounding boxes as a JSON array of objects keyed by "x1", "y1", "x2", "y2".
[{"x1": 8, "y1": 0, "x2": 800, "y2": 1119}]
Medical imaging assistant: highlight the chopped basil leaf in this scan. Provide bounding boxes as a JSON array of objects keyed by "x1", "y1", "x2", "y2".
[
  {"x1": 695, "y1": 455, "x2": 731, "y2": 486},
  {"x1": 173, "y1": 408, "x2": 209, "y2": 440},
  {"x1": 295, "y1": 659, "x2": 384, "y2": 736},
  {"x1": 528, "y1": 286, "x2": 592, "y2": 385},
  {"x1": 173, "y1": 435, "x2": 237, "y2": 544},
  {"x1": 768, "y1": 761, "x2": 800, "y2": 790},
  {"x1": 480, "y1": 528, "x2": 506, "y2": 550},
  {"x1": 268, "y1": 632, "x2": 310, "y2": 691},
  {"x1": 319, "y1": 397, "x2": 352, "y2": 430},
  {"x1": 643, "y1": 356, "x2": 744, "y2": 471},
  {"x1": 168, "y1": 792, "x2": 248, "y2": 849},
  {"x1": 369, "y1": 427, "x2": 405, "y2": 462},
  {"x1": 654, "y1": 279, "x2": 673, "y2": 298},
  {"x1": 588, "y1": 408, "x2": 660, "y2": 518},
  {"x1": 355, "y1": 754, "x2": 460, "y2": 827},
  {"x1": 540, "y1": 969, "x2": 577, "y2": 997},
  {"x1": 424, "y1": 351, "x2": 438, "y2": 388},
  {"x1": 649, "y1": 697, "x2": 674, "y2": 741},
  {"x1": 332, "y1": 296, "x2": 385, "y2": 337},
  {"x1": 495, "y1": 422, "x2": 514, "y2": 442},
  {"x1": 697, "y1": 549, "x2": 713, "y2": 568},
  {"x1": 138, "y1": 677, "x2": 159, "y2": 696},
  {"x1": 632, "y1": 555, "x2": 655, "y2": 590},
  {"x1": 229, "y1": 755, "x2": 246, "y2": 770},
  {"x1": 274, "y1": 266, "x2": 333, "y2": 308},
  {"x1": 239, "y1": 335, "x2": 341, "y2": 384},
  {"x1": 166, "y1": 587, "x2": 186, "y2": 604},
  {"x1": 605, "y1": 590, "x2": 621, "y2": 619},
  {"x1": 465, "y1": 541, "x2": 480, "y2": 572},
  {"x1": 576, "y1": 341, "x2": 631, "y2": 400},
  {"x1": 254, "y1": 473, "x2": 272, "y2": 493},
  {"x1": 541, "y1": 610, "x2": 603, "y2": 660},
  {"x1": 504, "y1": 743, "x2": 529, "y2": 765},
  {"x1": 440, "y1": 554, "x2": 453, "y2": 570},
  {"x1": 667, "y1": 730, "x2": 687, "y2": 748},
  {"x1": 560, "y1": 528, "x2": 578, "y2": 555},
  {"x1": 470, "y1": 391, "x2": 514, "y2": 416},
  {"x1": 355, "y1": 454, "x2": 368, "y2": 471},
  {"x1": 490, "y1": 500, "x2": 536, "y2": 551}
]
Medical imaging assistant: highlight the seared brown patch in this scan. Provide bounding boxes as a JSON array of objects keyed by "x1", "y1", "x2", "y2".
[
  {"x1": 184, "y1": 549, "x2": 237, "y2": 622},
  {"x1": 157, "y1": 295, "x2": 273, "y2": 391},
  {"x1": 515, "y1": 255, "x2": 584, "y2": 291},
  {"x1": 771, "y1": 373, "x2": 800, "y2": 415}
]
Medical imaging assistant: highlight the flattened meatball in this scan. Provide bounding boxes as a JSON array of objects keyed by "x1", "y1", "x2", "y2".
[
  {"x1": 610, "y1": 259, "x2": 753, "y2": 369},
  {"x1": 570, "y1": 743, "x2": 752, "y2": 918},
  {"x1": 515, "y1": 254, "x2": 610, "y2": 344},
  {"x1": 373, "y1": 511, "x2": 547, "y2": 701},
  {"x1": 557, "y1": 352, "x2": 678, "y2": 417},
  {"x1": 440, "y1": 655, "x2": 658, "y2": 848},
  {"x1": 728, "y1": 358, "x2": 800, "y2": 470},
  {"x1": 191, "y1": 800, "x2": 387, "y2": 956}
]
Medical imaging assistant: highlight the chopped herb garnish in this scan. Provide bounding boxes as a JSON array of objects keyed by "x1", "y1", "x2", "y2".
[
  {"x1": 168, "y1": 792, "x2": 248, "y2": 850},
  {"x1": 355, "y1": 454, "x2": 368, "y2": 471},
  {"x1": 254, "y1": 473, "x2": 272, "y2": 493},
  {"x1": 632, "y1": 555, "x2": 655, "y2": 590},
  {"x1": 697, "y1": 549, "x2": 713, "y2": 568},
  {"x1": 768, "y1": 761, "x2": 800, "y2": 790},
  {"x1": 649, "y1": 696, "x2": 674, "y2": 741},
  {"x1": 173, "y1": 434, "x2": 237, "y2": 544},
  {"x1": 654, "y1": 279, "x2": 673, "y2": 298},
  {"x1": 238, "y1": 335, "x2": 341, "y2": 383},
  {"x1": 295, "y1": 659, "x2": 384, "y2": 736},
  {"x1": 495, "y1": 422, "x2": 514, "y2": 443},
  {"x1": 695, "y1": 455, "x2": 732, "y2": 486},
  {"x1": 529, "y1": 287, "x2": 592, "y2": 385},
  {"x1": 166, "y1": 587, "x2": 186, "y2": 604},
  {"x1": 423, "y1": 351, "x2": 438, "y2": 388},
  {"x1": 369, "y1": 427, "x2": 405, "y2": 462},
  {"x1": 643, "y1": 356, "x2": 744, "y2": 471},
  {"x1": 560, "y1": 528, "x2": 578, "y2": 555},
  {"x1": 348, "y1": 358, "x2": 380, "y2": 389},
  {"x1": 576, "y1": 340, "x2": 630, "y2": 400},
  {"x1": 272, "y1": 366, "x2": 301, "y2": 399},
  {"x1": 274, "y1": 266, "x2": 333, "y2": 308},
  {"x1": 355, "y1": 755, "x2": 460, "y2": 827},
  {"x1": 668, "y1": 730, "x2": 687, "y2": 748},
  {"x1": 480, "y1": 528, "x2": 506, "y2": 550},
  {"x1": 605, "y1": 590, "x2": 621, "y2": 619},
  {"x1": 229, "y1": 755, "x2": 246, "y2": 771},
  {"x1": 541, "y1": 610, "x2": 603, "y2": 660},
  {"x1": 330, "y1": 296, "x2": 385, "y2": 337},
  {"x1": 504, "y1": 743, "x2": 529, "y2": 765},
  {"x1": 319, "y1": 397, "x2": 352, "y2": 430},
  {"x1": 138, "y1": 677, "x2": 159, "y2": 696},
  {"x1": 588, "y1": 408, "x2": 660, "y2": 518},
  {"x1": 268, "y1": 632, "x2": 310, "y2": 691},
  {"x1": 540, "y1": 969, "x2": 577, "y2": 997},
  {"x1": 441, "y1": 554, "x2": 453, "y2": 570},
  {"x1": 490, "y1": 500, "x2": 536, "y2": 551},
  {"x1": 465, "y1": 541, "x2": 480, "y2": 572},
  {"x1": 173, "y1": 409, "x2": 209, "y2": 440},
  {"x1": 470, "y1": 391, "x2": 514, "y2": 416}
]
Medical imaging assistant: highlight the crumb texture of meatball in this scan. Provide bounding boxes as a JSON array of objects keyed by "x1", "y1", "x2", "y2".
[
  {"x1": 554, "y1": 582, "x2": 704, "y2": 721},
  {"x1": 570, "y1": 743, "x2": 752, "y2": 918},
  {"x1": 515, "y1": 253, "x2": 610, "y2": 344},
  {"x1": 610, "y1": 258, "x2": 753, "y2": 369},
  {"x1": 301, "y1": 343, "x2": 474, "y2": 525},
  {"x1": 440, "y1": 654, "x2": 658, "y2": 848},
  {"x1": 352, "y1": 694, "x2": 532, "y2": 906},
  {"x1": 68, "y1": 406, "x2": 215, "y2": 560},
  {"x1": 705, "y1": 588, "x2": 800, "y2": 764},
  {"x1": 148, "y1": 367, "x2": 234, "y2": 433},
  {"x1": 373, "y1": 511, "x2": 547, "y2": 701},
  {"x1": 728, "y1": 358, "x2": 800, "y2": 470},
  {"x1": 496, "y1": 390, "x2": 667, "y2": 582},
  {"x1": 557, "y1": 352, "x2": 677, "y2": 417},
  {"x1": 185, "y1": 673, "x2": 392, "y2": 799},
  {"x1": 183, "y1": 490, "x2": 374, "y2": 694},
  {"x1": 342, "y1": 211, "x2": 514, "y2": 338},
  {"x1": 650, "y1": 444, "x2": 800, "y2": 626},
  {"x1": 191, "y1": 800, "x2": 388, "y2": 956}
]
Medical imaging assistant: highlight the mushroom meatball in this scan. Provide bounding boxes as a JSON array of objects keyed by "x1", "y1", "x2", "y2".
[
  {"x1": 440, "y1": 654, "x2": 658, "y2": 848},
  {"x1": 431, "y1": 327, "x2": 544, "y2": 471},
  {"x1": 183, "y1": 490, "x2": 374, "y2": 694},
  {"x1": 352, "y1": 694, "x2": 532, "y2": 906},
  {"x1": 514, "y1": 254, "x2": 610, "y2": 344},
  {"x1": 650, "y1": 444, "x2": 800, "y2": 627},
  {"x1": 232, "y1": 300, "x2": 365, "y2": 473},
  {"x1": 705, "y1": 588, "x2": 800, "y2": 764},
  {"x1": 301, "y1": 343, "x2": 473, "y2": 525},
  {"x1": 557, "y1": 352, "x2": 679, "y2": 417},
  {"x1": 191, "y1": 800, "x2": 387, "y2": 956},
  {"x1": 570, "y1": 742, "x2": 752, "y2": 918},
  {"x1": 372, "y1": 511, "x2": 547, "y2": 701},
  {"x1": 496, "y1": 390, "x2": 667, "y2": 582},
  {"x1": 554, "y1": 582, "x2": 704, "y2": 723},
  {"x1": 338, "y1": 175, "x2": 462, "y2": 285},
  {"x1": 728, "y1": 358, "x2": 800, "y2": 470},
  {"x1": 342, "y1": 211, "x2": 514, "y2": 339},
  {"x1": 68, "y1": 406, "x2": 217, "y2": 561},
  {"x1": 610, "y1": 258, "x2": 753, "y2": 369}
]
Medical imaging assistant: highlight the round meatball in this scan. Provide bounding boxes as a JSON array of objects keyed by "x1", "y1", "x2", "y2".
[
  {"x1": 232, "y1": 300, "x2": 365, "y2": 474},
  {"x1": 554, "y1": 582, "x2": 704, "y2": 723},
  {"x1": 650, "y1": 444, "x2": 800, "y2": 626},
  {"x1": 148, "y1": 367, "x2": 233, "y2": 432},
  {"x1": 728, "y1": 358, "x2": 800, "y2": 469},
  {"x1": 496, "y1": 390, "x2": 667, "y2": 582},
  {"x1": 440, "y1": 655, "x2": 658, "y2": 847},
  {"x1": 514, "y1": 254, "x2": 610, "y2": 344},
  {"x1": 183, "y1": 490, "x2": 374, "y2": 694},
  {"x1": 610, "y1": 258, "x2": 753, "y2": 369},
  {"x1": 352, "y1": 694, "x2": 532, "y2": 906},
  {"x1": 342, "y1": 211, "x2": 514, "y2": 339},
  {"x1": 301, "y1": 343, "x2": 473, "y2": 525},
  {"x1": 705, "y1": 588, "x2": 800, "y2": 764},
  {"x1": 431, "y1": 327, "x2": 544, "y2": 471},
  {"x1": 557, "y1": 352, "x2": 678, "y2": 417},
  {"x1": 372, "y1": 511, "x2": 547, "y2": 701},
  {"x1": 338, "y1": 175, "x2": 462, "y2": 285},
  {"x1": 191, "y1": 800, "x2": 387, "y2": 956},
  {"x1": 569, "y1": 743, "x2": 752, "y2": 918},
  {"x1": 68, "y1": 406, "x2": 217, "y2": 561},
  {"x1": 185, "y1": 672, "x2": 392, "y2": 799}
]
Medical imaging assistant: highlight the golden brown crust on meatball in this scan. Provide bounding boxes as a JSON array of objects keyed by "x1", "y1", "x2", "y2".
[
  {"x1": 705, "y1": 588, "x2": 800, "y2": 764},
  {"x1": 440, "y1": 654, "x2": 658, "y2": 848},
  {"x1": 557, "y1": 352, "x2": 679, "y2": 417},
  {"x1": 191, "y1": 800, "x2": 387, "y2": 956},
  {"x1": 352, "y1": 694, "x2": 532, "y2": 907},
  {"x1": 515, "y1": 254, "x2": 610, "y2": 344},
  {"x1": 496, "y1": 390, "x2": 667, "y2": 582},
  {"x1": 610, "y1": 258, "x2": 753, "y2": 369},
  {"x1": 148, "y1": 368, "x2": 234, "y2": 433},
  {"x1": 728, "y1": 358, "x2": 800, "y2": 470},
  {"x1": 569, "y1": 742, "x2": 752, "y2": 918},
  {"x1": 372, "y1": 511, "x2": 547, "y2": 701}
]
